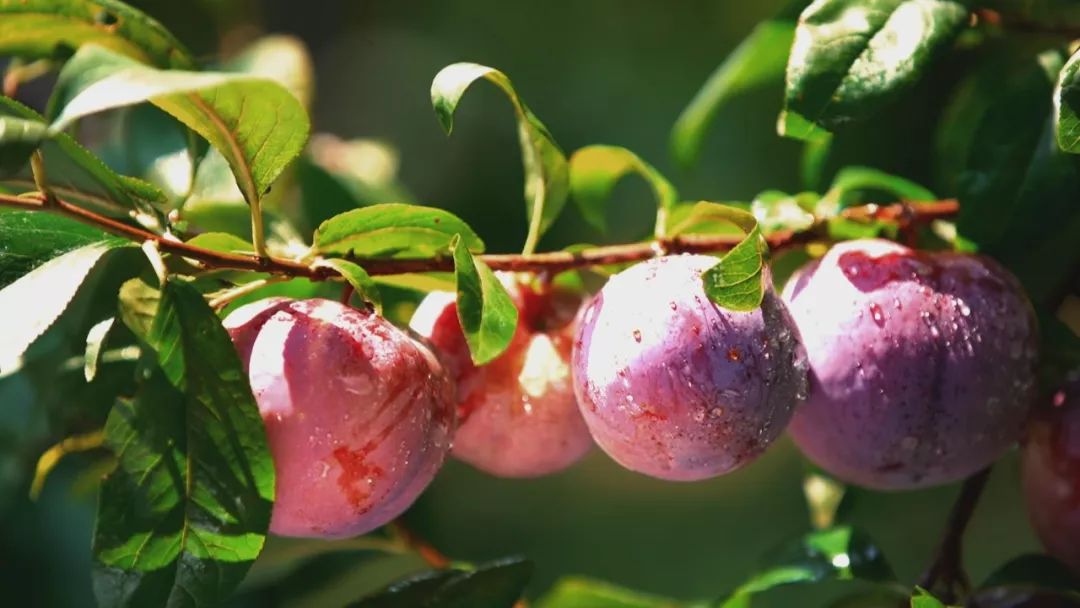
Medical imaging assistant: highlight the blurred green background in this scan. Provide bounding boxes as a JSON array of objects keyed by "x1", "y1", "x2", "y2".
[{"x1": 0, "y1": 1, "x2": 1040, "y2": 606}]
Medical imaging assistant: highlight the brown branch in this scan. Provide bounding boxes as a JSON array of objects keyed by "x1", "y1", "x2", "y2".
[
  {"x1": 0, "y1": 192, "x2": 958, "y2": 279},
  {"x1": 917, "y1": 467, "x2": 992, "y2": 604}
]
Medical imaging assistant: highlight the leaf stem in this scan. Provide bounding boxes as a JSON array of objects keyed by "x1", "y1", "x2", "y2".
[
  {"x1": 249, "y1": 198, "x2": 269, "y2": 259},
  {"x1": 0, "y1": 191, "x2": 957, "y2": 279},
  {"x1": 917, "y1": 467, "x2": 992, "y2": 604}
]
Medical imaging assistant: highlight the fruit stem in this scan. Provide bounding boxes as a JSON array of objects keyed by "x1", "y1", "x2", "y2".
[
  {"x1": 0, "y1": 191, "x2": 957, "y2": 279},
  {"x1": 917, "y1": 466, "x2": 992, "y2": 604},
  {"x1": 388, "y1": 520, "x2": 451, "y2": 569}
]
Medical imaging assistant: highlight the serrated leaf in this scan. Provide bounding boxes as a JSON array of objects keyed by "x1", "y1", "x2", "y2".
[
  {"x1": 0, "y1": 208, "x2": 109, "y2": 288},
  {"x1": 49, "y1": 44, "x2": 310, "y2": 209},
  {"x1": 313, "y1": 257, "x2": 382, "y2": 312},
  {"x1": 568, "y1": 145, "x2": 677, "y2": 234},
  {"x1": 314, "y1": 203, "x2": 484, "y2": 258},
  {"x1": 94, "y1": 280, "x2": 274, "y2": 607},
  {"x1": 1055, "y1": 49, "x2": 1080, "y2": 154},
  {"x1": 0, "y1": 0, "x2": 194, "y2": 68},
  {"x1": 671, "y1": 7, "x2": 800, "y2": 168},
  {"x1": 0, "y1": 240, "x2": 130, "y2": 373},
  {"x1": 780, "y1": 0, "x2": 969, "y2": 141},
  {"x1": 350, "y1": 557, "x2": 533, "y2": 608},
  {"x1": 431, "y1": 62, "x2": 568, "y2": 252},
  {"x1": 717, "y1": 526, "x2": 896, "y2": 607},
  {"x1": 670, "y1": 203, "x2": 767, "y2": 311},
  {"x1": 0, "y1": 95, "x2": 166, "y2": 218},
  {"x1": 537, "y1": 577, "x2": 683, "y2": 608},
  {"x1": 452, "y1": 237, "x2": 518, "y2": 365}
]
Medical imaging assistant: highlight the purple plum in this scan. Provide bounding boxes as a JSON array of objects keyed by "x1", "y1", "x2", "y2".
[
  {"x1": 223, "y1": 298, "x2": 455, "y2": 538},
  {"x1": 1022, "y1": 375, "x2": 1080, "y2": 575},
  {"x1": 410, "y1": 274, "x2": 593, "y2": 478},
  {"x1": 783, "y1": 239, "x2": 1038, "y2": 490},
  {"x1": 571, "y1": 254, "x2": 808, "y2": 481}
]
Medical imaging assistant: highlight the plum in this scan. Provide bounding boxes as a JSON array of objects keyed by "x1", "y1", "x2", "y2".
[
  {"x1": 1022, "y1": 376, "x2": 1080, "y2": 575},
  {"x1": 571, "y1": 254, "x2": 808, "y2": 481},
  {"x1": 783, "y1": 239, "x2": 1038, "y2": 490},
  {"x1": 223, "y1": 298, "x2": 455, "y2": 538},
  {"x1": 409, "y1": 274, "x2": 592, "y2": 477}
]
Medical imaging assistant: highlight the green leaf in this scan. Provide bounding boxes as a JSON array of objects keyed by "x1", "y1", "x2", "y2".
[
  {"x1": 314, "y1": 203, "x2": 484, "y2": 259},
  {"x1": 0, "y1": 95, "x2": 166, "y2": 219},
  {"x1": 976, "y1": 554, "x2": 1080, "y2": 599},
  {"x1": 95, "y1": 280, "x2": 274, "y2": 607},
  {"x1": 372, "y1": 272, "x2": 457, "y2": 293},
  {"x1": 537, "y1": 577, "x2": 683, "y2": 608},
  {"x1": 0, "y1": 0, "x2": 194, "y2": 68},
  {"x1": 350, "y1": 557, "x2": 533, "y2": 608},
  {"x1": 313, "y1": 257, "x2": 383, "y2": 312},
  {"x1": 0, "y1": 208, "x2": 109, "y2": 288},
  {"x1": 0, "y1": 114, "x2": 49, "y2": 176},
  {"x1": 49, "y1": 44, "x2": 310, "y2": 209},
  {"x1": 671, "y1": 9, "x2": 799, "y2": 168},
  {"x1": 568, "y1": 145, "x2": 677, "y2": 234},
  {"x1": 0, "y1": 240, "x2": 130, "y2": 373},
  {"x1": 117, "y1": 277, "x2": 160, "y2": 340},
  {"x1": 908, "y1": 587, "x2": 945, "y2": 608},
  {"x1": 937, "y1": 48, "x2": 1080, "y2": 305},
  {"x1": 820, "y1": 166, "x2": 935, "y2": 215},
  {"x1": 184, "y1": 231, "x2": 255, "y2": 254},
  {"x1": 1055, "y1": 48, "x2": 1080, "y2": 153},
  {"x1": 780, "y1": 0, "x2": 969, "y2": 141},
  {"x1": 431, "y1": 62, "x2": 568, "y2": 252},
  {"x1": 83, "y1": 316, "x2": 115, "y2": 382},
  {"x1": 452, "y1": 236, "x2": 518, "y2": 365},
  {"x1": 717, "y1": 526, "x2": 896, "y2": 607},
  {"x1": 750, "y1": 190, "x2": 818, "y2": 233},
  {"x1": 674, "y1": 203, "x2": 767, "y2": 312}
]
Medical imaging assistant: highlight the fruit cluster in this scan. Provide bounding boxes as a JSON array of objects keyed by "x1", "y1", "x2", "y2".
[{"x1": 224, "y1": 238, "x2": 1071, "y2": 572}]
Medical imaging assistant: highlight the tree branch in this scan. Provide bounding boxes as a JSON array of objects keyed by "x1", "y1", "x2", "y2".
[
  {"x1": 917, "y1": 467, "x2": 992, "y2": 604},
  {"x1": 0, "y1": 191, "x2": 959, "y2": 279}
]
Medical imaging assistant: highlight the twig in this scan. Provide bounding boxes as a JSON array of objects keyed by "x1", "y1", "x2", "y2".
[
  {"x1": 0, "y1": 191, "x2": 959, "y2": 279},
  {"x1": 917, "y1": 467, "x2": 992, "y2": 604}
]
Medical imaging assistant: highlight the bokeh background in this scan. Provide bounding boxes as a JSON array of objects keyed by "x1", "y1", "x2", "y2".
[{"x1": 0, "y1": 1, "x2": 1041, "y2": 605}]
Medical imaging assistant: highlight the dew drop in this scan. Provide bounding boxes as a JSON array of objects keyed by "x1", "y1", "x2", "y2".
[
  {"x1": 633, "y1": 329, "x2": 642, "y2": 343},
  {"x1": 869, "y1": 303, "x2": 885, "y2": 327}
]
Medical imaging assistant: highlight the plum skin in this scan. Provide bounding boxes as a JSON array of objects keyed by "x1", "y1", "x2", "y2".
[
  {"x1": 1022, "y1": 378, "x2": 1080, "y2": 575},
  {"x1": 783, "y1": 239, "x2": 1038, "y2": 490},
  {"x1": 223, "y1": 297, "x2": 455, "y2": 539},
  {"x1": 409, "y1": 274, "x2": 592, "y2": 478},
  {"x1": 571, "y1": 254, "x2": 808, "y2": 481}
]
